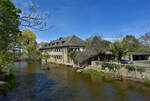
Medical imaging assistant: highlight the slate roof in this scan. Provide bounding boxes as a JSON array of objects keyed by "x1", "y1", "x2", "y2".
[{"x1": 43, "y1": 35, "x2": 87, "y2": 49}]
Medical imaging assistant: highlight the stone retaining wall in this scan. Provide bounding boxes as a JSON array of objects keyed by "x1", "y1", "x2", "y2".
[{"x1": 84, "y1": 62, "x2": 150, "y2": 81}]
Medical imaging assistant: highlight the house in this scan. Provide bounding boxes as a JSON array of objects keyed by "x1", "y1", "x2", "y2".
[
  {"x1": 40, "y1": 35, "x2": 87, "y2": 65},
  {"x1": 125, "y1": 52, "x2": 150, "y2": 61}
]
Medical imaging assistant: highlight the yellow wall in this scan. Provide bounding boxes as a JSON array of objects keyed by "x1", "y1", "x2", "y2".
[{"x1": 42, "y1": 47, "x2": 74, "y2": 65}]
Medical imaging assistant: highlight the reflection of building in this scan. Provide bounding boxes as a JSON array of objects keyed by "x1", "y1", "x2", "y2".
[
  {"x1": 40, "y1": 36, "x2": 87, "y2": 65},
  {"x1": 125, "y1": 52, "x2": 150, "y2": 61}
]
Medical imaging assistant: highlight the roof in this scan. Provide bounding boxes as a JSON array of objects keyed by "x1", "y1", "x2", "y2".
[
  {"x1": 43, "y1": 35, "x2": 87, "y2": 49},
  {"x1": 127, "y1": 52, "x2": 150, "y2": 56}
]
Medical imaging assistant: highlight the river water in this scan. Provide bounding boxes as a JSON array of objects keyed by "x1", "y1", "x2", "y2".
[{"x1": 0, "y1": 62, "x2": 150, "y2": 101}]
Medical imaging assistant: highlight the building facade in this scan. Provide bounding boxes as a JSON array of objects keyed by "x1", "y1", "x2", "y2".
[{"x1": 40, "y1": 36, "x2": 87, "y2": 65}]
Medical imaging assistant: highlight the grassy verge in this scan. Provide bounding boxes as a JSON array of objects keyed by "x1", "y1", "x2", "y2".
[
  {"x1": 144, "y1": 79, "x2": 150, "y2": 87},
  {"x1": 142, "y1": 60, "x2": 150, "y2": 64},
  {"x1": 81, "y1": 70, "x2": 106, "y2": 77}
]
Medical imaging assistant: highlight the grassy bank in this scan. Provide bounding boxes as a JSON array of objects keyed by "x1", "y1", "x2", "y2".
[
  {"x1": 81, "y1": 70, "x2": 106, "y2": 77},
  {"x1": 142, "y1": 60, "x2": 150, "y2": 64}
]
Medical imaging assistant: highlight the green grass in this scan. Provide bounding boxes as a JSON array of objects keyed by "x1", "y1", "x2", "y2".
[
  {"x1": 144, "y1": 79, "x2": 150, "y2": 86},
  {"x1": 81, "y1": 70, "x2": 106, "y2": 77},
  {"x1": 49, "y1": 62, "x2": 56, "y2": 64},
  {"x1": 125, "y1": 65, "x2": 136, "y2": 71},
  {"x1": 136, "y1": 66, "x2": 145, "y2": 72},
  {"x1": 142, "y1": 60, "x2": 150, "y2": 64}
]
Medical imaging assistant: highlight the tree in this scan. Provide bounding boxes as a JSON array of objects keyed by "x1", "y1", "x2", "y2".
[
  {"x1": 21, "y1": 29, "x2": 39, "y2": 63},
  {"x1": 110, "y1": 41, "x2": 127, "y2": 62},
  {"x1": 139, "y1": 32, "x2": 150, "y2": 52},
  {"x1": 0, "y1": 51, "x2": 14, "y2": 72},
  {"x1": 122, "y1": 35, "x2": 140, "y2": 52},
  {"x1": 76, "y1": 35, "x2": 106, "y2": 65},
  {"x1": 103, "y1": 40, "x2": 112, "y2": 51},
  {"x1": 22, "y1": 29, "x2": 37, "y2": 52},
  {"x1": 0, "y1": 0, "x2": 21, "y2": 50},
  {"x1": 20, "y1": 1, "x2": 50, "y2": 31}
]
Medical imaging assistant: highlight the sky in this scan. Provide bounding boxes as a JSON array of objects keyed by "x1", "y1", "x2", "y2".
[{"x1": 12, "y1": 0, "x2": 150, "y2": 42}]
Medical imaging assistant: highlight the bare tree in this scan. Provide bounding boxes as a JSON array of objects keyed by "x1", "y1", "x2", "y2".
[
  {"x1": 139, "y1": 32, "x2": 150, "y2": 48},
  {"x1": 20, "y1": 1, "x2": 51, "y2": 31},
  {"x1": 138, "y1": 32, "x2": 150, "y2": 53},
  {"x1": 75, "y1": 35, "x2": 106, "y2": 65}
]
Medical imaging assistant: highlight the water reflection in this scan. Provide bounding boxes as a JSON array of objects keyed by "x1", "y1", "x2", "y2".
[{"x1": 0, "y1": 62, "x2": 150, "y2": 101}]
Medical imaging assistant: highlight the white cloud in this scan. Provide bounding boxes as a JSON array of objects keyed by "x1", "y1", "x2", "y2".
[
  {"x1": 36, "y1": 38, "x2": 49, "y2": 43},
  {"x1": 104, "y1": 37, "x2": 123, "y2": 42}
]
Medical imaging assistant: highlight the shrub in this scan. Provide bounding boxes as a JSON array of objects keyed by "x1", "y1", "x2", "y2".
[
  {"x1": 69, "y1": 51, "x2": 78, "y2": 62},
  {"x1": 2, "y1": 73, "x2": 19, "y2": 95},
  {"x1": 101, "y1": 62, "x2": 120, "y2": 71},
  {"x1": 125, "y1": 65, "x2": 136, "y2": 71}
]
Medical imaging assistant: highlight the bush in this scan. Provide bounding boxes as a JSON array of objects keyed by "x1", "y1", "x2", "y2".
[
  {"x1": 101, "y1": 62, "x2": 120, "y2": 71},
  {"x1": 2, "y1": 73, "x2": 19, "y2": 95},
  {"x1": 0, "y1": 51, "x2": 14, "y2": 72},
  {"x1": 125, "y1": 65, "x2": 136, "y2": 71},
  {"x1": 69, "y1": 51, "x2": 78, "y2": 62}
]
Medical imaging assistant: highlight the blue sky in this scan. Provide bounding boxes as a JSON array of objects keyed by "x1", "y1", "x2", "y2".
[{"x1": 12, "y1": 0, "x2": 150, "y2": 42}]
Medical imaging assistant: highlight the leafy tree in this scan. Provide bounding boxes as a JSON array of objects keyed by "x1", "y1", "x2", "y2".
[
  {"x1": 0, "y1": 0, "x2": 21, "y2": 50},
  {"x1": 21, "y1": 29, "x2": 39, "y2": 63},
  {"x1": 122, "y1": 35, "x2": 140, "y2": 52},
  {"x1": 110, "y1": 41, "x2": 127, "y2": 62},
  {"x1": 22, "y1": 29, "x2": 37, "y2": 52},
  {"x1": 0, "y1": 51, "x2": 14, "y2": 73}
]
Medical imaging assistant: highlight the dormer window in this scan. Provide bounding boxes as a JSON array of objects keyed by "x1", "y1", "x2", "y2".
[
  {"x1": 62, "y1": 41, "x2": 65, "y2": 44},
  {"x1": 56, "y1": 42, "x2": 59, "y2": 45},
  {"x1": 52, "y1": 43, "x2": 55, "y2": 46}
]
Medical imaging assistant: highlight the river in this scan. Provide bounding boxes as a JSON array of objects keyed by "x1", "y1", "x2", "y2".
[{"x1": 0, "y1": 62, "x2": 150, "y2": 101}]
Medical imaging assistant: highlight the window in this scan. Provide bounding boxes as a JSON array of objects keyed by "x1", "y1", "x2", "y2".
[
  {"x1": 56, "y1": 42, "x2": 59, "y2": 45},
  {"x1": 52, "y1": 43, "x2": 55, "y2": 46},
  {"x1": 62, "y1": 41, "x2": 65, "y2": 44},
  {"x1": 48, "y1": 49, "x2": 51, "y2": 52}
]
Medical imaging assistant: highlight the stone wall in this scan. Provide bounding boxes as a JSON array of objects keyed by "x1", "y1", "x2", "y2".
[{"x1": 84, "y1": 61, "x2": 150, "y2": 81}]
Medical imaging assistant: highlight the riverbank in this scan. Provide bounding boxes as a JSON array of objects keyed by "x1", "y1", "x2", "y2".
[
  {"x1": 41, "y1": 60, "x2": 150, "y2": 86},
  {"x1": 0, "y1": 73, "x2": 18, "y2": 95},
  {"x1": 2, "y1": 62, "x2": 150, "y2": 101},
  {"x1": 76, "y1": 61, "x2": 150, "y2": 86}
]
